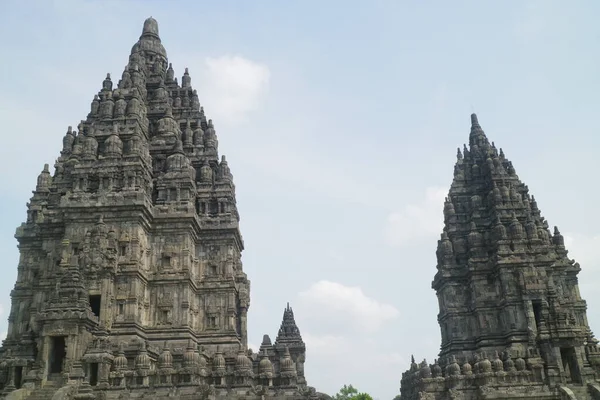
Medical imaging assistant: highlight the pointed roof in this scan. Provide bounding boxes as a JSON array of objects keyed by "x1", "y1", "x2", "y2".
[
  {"x1": 274, "y1": 302, "x2": 304, "y2": 346},
  {"x1": 434, "y1": 113, "x2": 572, "y2": 278},
  {"x1": 131, "y1": 17, "x2": 166, "y2": 59},
  {"x1": 430, "y1": 112, "x2": 595, "y2": 362}
]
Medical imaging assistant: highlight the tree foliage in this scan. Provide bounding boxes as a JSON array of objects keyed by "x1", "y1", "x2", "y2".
[{"x1": 332, "y1": 384, "x2": 374, "y2": 400}]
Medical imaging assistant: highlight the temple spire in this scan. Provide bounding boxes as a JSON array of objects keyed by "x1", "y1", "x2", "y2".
[
  {"x1": 468, "y1": 112, "x2": 491, "y2": 153},
  {"x1": 430, "y1": 112, "x2": 597, "y2": 369},
  {"x1": 470, "y1": 113, "x2": 480, "y2": 127},
  {"x1": 275, "y1": 303, "x2": 303, "y2": 345}
]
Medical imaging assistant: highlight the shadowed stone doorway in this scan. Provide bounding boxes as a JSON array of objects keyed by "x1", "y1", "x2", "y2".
[{"x1": 49, "y1": 336, "x2": 66, "y2": 374}]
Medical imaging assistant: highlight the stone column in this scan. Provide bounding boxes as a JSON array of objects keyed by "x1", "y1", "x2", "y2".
[
  {"x1": 4, "y1": 366, "x2": 15, "y2": 391},
  {"x1": 101, "y1": 276, "x2": 114, "y2": 329},
  {"x1": 574, "y1": 346, "x2": 587, "y2": 383},
  {"x1": 240, "y1": 309, "x2": 248, "y2": 348},
  {"x1": 98, "y1": 360, "x2": 111, "y2": 388}
]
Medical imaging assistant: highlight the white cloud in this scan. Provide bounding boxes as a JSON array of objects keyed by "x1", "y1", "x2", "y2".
[
  {"x1": 297, "y1": 280, "x2": 399, "y2": 334},
  {"x1": 303, "y1": 333, "x2": 352, "y2": 356},
  {"x1": 384, "y1": 186, "x2": 447, "y2": 247},
  {"x1": 197, "y1": 55, "x2": 270, "y2": 125}
]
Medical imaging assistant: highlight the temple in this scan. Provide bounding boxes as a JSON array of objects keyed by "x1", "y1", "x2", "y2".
[
  {"x1": 0, "y1": 18, "x2": 326, "y2": 400},
  {"x1": 400, "y1": 115, "x2": 600, "y2": 400}
]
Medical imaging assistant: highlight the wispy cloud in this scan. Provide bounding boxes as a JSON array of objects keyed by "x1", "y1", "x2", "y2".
[
  {"x1": 384, "y1": 186, "x2": 447, "y2": 247},
  {"x1": 297, "y1": 280, "x2": 399, "y2": 334},
  {"x1": 196, "y1": 55, "x2": 270, "y2": 125}
]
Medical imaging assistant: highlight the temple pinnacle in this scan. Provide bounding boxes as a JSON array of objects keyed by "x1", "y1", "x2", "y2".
[
  {"x1": 1, "y1": 17, "x2": 320, "y2": 397},
  {"x1": 141, "y1": 17, "x2": 160, "y2": 38}
]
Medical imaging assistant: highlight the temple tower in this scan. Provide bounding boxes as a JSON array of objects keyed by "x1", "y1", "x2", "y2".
[
  {"x1": 401, "y1": 114, "x2": 600, "y2": 400},
  {"x1": 0, "y1": 18, "x2": 324, "y2": 400}
]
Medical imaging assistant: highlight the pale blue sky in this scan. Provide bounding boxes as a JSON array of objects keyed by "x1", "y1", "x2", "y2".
[{"x1": 1, "y1": 1, "x2": 600, "y2": 399}]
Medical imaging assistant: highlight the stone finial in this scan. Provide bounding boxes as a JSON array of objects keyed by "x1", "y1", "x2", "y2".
[
  {"x1": 114, "y1": 342, "x2": 128, "y2": 371},
  {"x1": 553, "y1": 226, "x2": 565, "y2": 247},
  {"x1": 280, "y1": 346, "x2": 296, "y2": 377},
  {"x1": 431, "y1": 360, "x2": 442, "y2": 378},
  {"x1": 103, "y1": 73, "x2": 113, "y2": 91},
  {"x1": 471, "y1": 113, "x2": 479, "y2": 127},
  {"x1": 183, "y1": 120, "x2": 193, "y2": 145},
  {"x1": 172, "y1": 138, "x2": 184, "y2": 155},
  {"x1": 261, "y1": 334, "x2": 272, "y2": 346},
  {"x1": 62, "y1": 126, "x2": 76, "y2": 154},
  {"x1": 141, "y1": 17, "x2": 160, "y2": 38},
  {"x1": 166, "y1": 63, "x2": 174, "y2": 81},
  {"x1": 182, "y1": 67, "x2": 191, "y2": 88},
  {"x1": 89, "y1": 95, "x2": 100, "y2": 116},
  {"x1": 158, "y1": 341, "x2": 173, "y2": 369},
  {"x1": 191, "y1": 89, "x2": 200, "y2": 110},
  {"x1": 36, "y1": 164, "x2": 52, "y2": 192},
  {"x1": 258, "y1": 348, "x2": 274, "y2": 377}
]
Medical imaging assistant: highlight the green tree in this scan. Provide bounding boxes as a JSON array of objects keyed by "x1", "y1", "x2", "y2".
[
  {"x1": 333, "y1": 384, "x2": 358, "y2": 400},
  {"x1": 332, "y1": 384, "x2": 374, "y2": 400}
]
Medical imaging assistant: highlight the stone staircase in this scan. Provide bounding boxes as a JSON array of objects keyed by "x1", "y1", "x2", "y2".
[
  {"x1": 569, "y1": 384, "x2": 590, "y2": 400},
  {"x1": 26, "y1": 381, "x2": 59, "y2": 400}
]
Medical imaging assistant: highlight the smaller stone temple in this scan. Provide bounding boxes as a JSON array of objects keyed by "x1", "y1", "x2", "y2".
[
  {"x1": 0, "y1": 17, "x2": 328, "y2": 400},
  {"x1": 400, "y1": 115, "x2": 600, "y2": 400}
]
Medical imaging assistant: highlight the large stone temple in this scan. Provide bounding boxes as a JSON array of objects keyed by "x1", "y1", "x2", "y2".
[
  {"x1": 0, "y1": 18, "x2": 326, "y2": 400},
  {"x1": 400, "y1": 115, "x2": 600, "y2": 400}
]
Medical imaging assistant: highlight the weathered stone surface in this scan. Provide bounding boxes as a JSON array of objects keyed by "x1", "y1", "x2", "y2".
[
  {"x1": 400, "y1": 114, "x2": 600, "y2": 400},
  {"x1": 0, "y1": 17, "x2": 326, "y2": 400}
]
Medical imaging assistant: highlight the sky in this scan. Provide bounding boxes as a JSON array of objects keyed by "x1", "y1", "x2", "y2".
[{"x1": 1, "y1": 1, "x2": 600, "y2": 399}]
